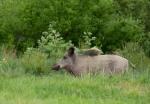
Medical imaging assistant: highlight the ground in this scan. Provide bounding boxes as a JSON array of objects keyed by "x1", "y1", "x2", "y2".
[{"x1": 0, "y1": 72, "x2": 149, "y2": 104}]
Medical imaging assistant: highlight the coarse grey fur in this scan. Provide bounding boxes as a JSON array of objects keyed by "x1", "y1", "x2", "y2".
[
  {"x1": 80, "y1": 47, "x2": 103, "y2": 56},
  {"x1": 52, "y1": 47, "x2": 129, "y2": 76}
]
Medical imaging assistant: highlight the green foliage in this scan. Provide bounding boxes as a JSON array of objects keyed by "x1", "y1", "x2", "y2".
[
  {"x1": 114, "y1": 0, "x2": 150, "y2": 55},
  {"x1": 79, "y1": 32, "x2": 96, "y2": 48},
  {"x1": 20, "y1": 23, "x2": 72, "y2": 74},
  {"x1": 118, "y1": 42, "x2": 150, "y2": 72},
  {"x1": 101, "y1": 17, "x2": 143, "y2": 52},
  {"x1": 0, "y1": 0, "x2": 32, "y2": 51},
  {"x1": 38, "y1": 23, "x2": 72, "y2": 58},
  {"x1": 114, "y1": 0, "x2": 150, "y2": 31},
  {"x1": 37, "y1": 23, "x2": 73, "y2": 67},
  {"x1": 0, "y1": 0, "x2": 147, "y2": 54},
  {"x1": 140, "y1": 32, "x2": 150, "y2": 57},
  {"x1": 0, "y1": 47, "x2": 24, "y2": 76},
  {"x1": 21, "y1": 48, "x2": 49, "y2": 74}
]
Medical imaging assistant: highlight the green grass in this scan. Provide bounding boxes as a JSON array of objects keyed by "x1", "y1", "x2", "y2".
[{"x1": 0, "y1": 72, "x2": 149, "y2": 104}]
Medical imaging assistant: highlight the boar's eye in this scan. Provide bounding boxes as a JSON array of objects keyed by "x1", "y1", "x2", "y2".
[{"x1": 63, "y1": 56, "x2": 67, "y2": 59}]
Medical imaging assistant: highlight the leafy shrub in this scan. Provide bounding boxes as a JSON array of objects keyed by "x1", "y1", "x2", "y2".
[
  {"x1": 114, "y1": 0, "x2": 150, "y2": 56},
  {"x1": 38, "y1": 23, "x2": 72, "y2": 65},
  {"x1": 0, "y1": 0, "x2": 32, "y2": 51},
  {"x1": 114, "y1": 0, "x2": 150, "y2": 31},
  {"x1": 101, "y1": 17, "x2": 143, "y2": 52},
  {"x1": 21, "y1": 23, "x2": 72, "y2": 74},
  {"x1": 79, "y1": 32, "x2": 96, "y2": 49},
  {"x1": 21, "y1": 48, "x2": 49, "y2": 74},
  {"x1": 0, "y1": 0, "x2": 146, "y2": 54}
]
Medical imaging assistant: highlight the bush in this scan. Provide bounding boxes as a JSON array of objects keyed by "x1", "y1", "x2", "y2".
[
  {"x1": 0, "y1": 0, "x2": 146, "y2": 54},
  {"x1": 21, "y1": 48, "x2": 49, "y2": 74},
  {"x1": 78, "y1": 32, "x2": 96, "y2": 49},
  {"x1": 38, "y1": 23, "x2": 72, "y2": 56},
  {"x1": 38, "y1": 23, "x2": 72, "y2": 65},
  {"x1": 21, "y1": 23, "x2": 72, "y2": 74},
  {"x1": 101, "y1": 17, "x2": 143, "y2": 52},
  {"x1": 114, "y1": 0, "x2": 150, "y2": 32}
]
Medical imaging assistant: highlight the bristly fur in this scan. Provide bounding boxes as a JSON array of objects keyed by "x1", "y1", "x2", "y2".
[{"x1": 80, "y1": 47, "x2": 103, "y2": 56}]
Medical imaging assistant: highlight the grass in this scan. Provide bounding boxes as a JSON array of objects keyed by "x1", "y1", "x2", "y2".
[
  {"x1": 0, "y1": 72, "x2": 149, "y2": 104},
  {"x1": 0, "y1": 43, "x2": 150, "y2": 104}
]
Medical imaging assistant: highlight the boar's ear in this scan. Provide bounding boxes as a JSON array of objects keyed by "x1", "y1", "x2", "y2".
[{"x1": 68, "y1": 47, "x2": 75, "y2": 56}]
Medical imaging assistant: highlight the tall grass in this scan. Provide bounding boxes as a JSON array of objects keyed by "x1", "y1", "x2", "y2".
[
  {"x1": 0, "y1": 42, "x2": 150, "y2": 76},
  {"x1": 0, "y1": 46, "x2": 24, "y2": 76},
  {"x1": 0, "y1": 73, "x2": 149, "y2": 104},
  {"x1": 118, "y1": 42, "x2": 150, "y2": 72},
  {"x1": 21, "y1": 48, "x2": 49, "y2": 74}
]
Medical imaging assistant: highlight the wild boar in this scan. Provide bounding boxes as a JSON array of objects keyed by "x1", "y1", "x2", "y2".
[{"x1": 52, "y1": 47, "x2": 129, "y2": 76}]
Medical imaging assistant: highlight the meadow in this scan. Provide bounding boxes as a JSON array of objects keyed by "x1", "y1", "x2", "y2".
[
  {"x1": 0, "y1": 71, "x2": 149, "y2": 104},
  {"x1": 0, "y1": 37, "x2": 150, "y2": 104}
]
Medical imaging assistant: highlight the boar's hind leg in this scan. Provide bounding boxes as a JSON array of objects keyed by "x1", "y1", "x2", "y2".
[{"x1": 108, "y1": 61, "x2": 115, "y2": 74}]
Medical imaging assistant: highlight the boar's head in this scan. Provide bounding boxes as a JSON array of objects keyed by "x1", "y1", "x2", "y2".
[{"x1": 52, "y1": 47, "x2": 76, "y2": 71}]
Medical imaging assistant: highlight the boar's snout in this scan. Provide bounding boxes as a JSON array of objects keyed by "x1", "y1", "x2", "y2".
[{"x1": 52, "y1": 64, "x2": 60, "y2": 71}]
